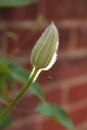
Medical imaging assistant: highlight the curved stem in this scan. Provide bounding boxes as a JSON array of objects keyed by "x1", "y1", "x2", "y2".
[{"x1": 0, "y1": 68, "x2": 40, "y2": 121}]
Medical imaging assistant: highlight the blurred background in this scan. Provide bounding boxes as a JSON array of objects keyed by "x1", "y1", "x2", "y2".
[{"x1": 0, "y1": 0, "x2": 87, "y2": 130}]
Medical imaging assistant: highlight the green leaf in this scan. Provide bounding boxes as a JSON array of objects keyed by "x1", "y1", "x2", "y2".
[
  {"x1": 0, "y1": 109, "x2": 11, "y2": 129},
  {"x1": 0, "y1": 57, "x2": 11, "y2": 65},
  {"x1": 8, "y1": 64, "x2": 30, "y2": 83},
  {"x1": 0, "y1": 0, "x2": 37, "y2": 7},
  {"x1": 5, "y1": 31, "x2": 19, "y2": 41},
  {"x1": 30, "y1": 82, "x2": 45, "y2": 102},
  {"x1": 0, "y1": 57, "x2": 45, "y2": 102},
  {"x1": 6, "y1": 77, "x2": 18, "y2": 92},
  {"x1": 36, "y1": 102, "x2": 74, "y2": 128},
  {"x1": 0, "y1": 57, "x2": 29, "y2": 82},
  {"x1": 0, "y1": 80, "x2": 9, "y2": 100},
  {"x1": 8, "y1": 63, "x2": 45, "y2": 101},
  {"x1": 0, "y1": 64, "x2": 10, "y2": 74}
]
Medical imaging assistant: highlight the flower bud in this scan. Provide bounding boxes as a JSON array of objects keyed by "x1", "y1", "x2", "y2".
[{"x1": 31, "y1": 22, "x2": 59, "y2": 70}]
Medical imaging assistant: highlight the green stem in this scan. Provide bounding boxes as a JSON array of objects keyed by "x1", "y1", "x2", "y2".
[{"x1": 0, "y1": 68, "x2": 39, "y2": 121}]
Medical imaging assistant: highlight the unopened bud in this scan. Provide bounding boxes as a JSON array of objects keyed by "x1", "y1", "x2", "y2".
[{"x1": 31, "y1": 22, "x2": 59, "y2": 70}]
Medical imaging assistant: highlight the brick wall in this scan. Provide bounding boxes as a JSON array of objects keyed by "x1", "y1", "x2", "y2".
[{"x1": 0, "y1": 0, "x2": 87, "y2": 130}]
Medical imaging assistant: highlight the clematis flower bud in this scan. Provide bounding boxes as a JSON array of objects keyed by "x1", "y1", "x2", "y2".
[{"x1": 31, "y1": 22, "x2": 59, "y2": 71}]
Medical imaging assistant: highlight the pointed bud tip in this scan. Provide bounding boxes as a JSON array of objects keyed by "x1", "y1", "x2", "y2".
[
  {"x1": 31, "y1": 21, "x2": 59, "y2": 71},
  {"x1": 51, "y1": 21, "x2": 56, "y2": 27},
  {"x1": 51, "y1": 21, "x2": 54, "y2": 25},
  {"x1": 50, "y1": 21, "x2": 58, "y2": 35}
]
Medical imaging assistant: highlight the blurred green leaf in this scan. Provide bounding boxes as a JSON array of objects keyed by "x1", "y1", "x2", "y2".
[
  {"x1": 0, "y1": 109, "x2": 11, "y2": 129},
  {"x1": 7, "y1": 77, "x2": 18, "y2": 92},
  {"x1": 0, "y1": 57, "x2": 45, "y2": 102},
  {"x1": 5, "y1": 31, "x2": 19, "y2": 41},
  {"x1": 36, "y1": 102, "x2": 74, "y2": 128},
  {"x1": 8, "y1": 63, "x2": 45, "y2": 101},
  {"x1": 8, "y1": 64, "x2": 30, "y2": 83},
  {"x1": 0, "y1": 80, "x2": 9, "y2": 100},
  {"x1": 0, "y1": 57, "x2": 29, "y2": 82},
  {"x1": 0, "y1": 64, "x2": 10, "y2": 74},
  {"x1": 0, "y1": 0, "x2": 37, "y2": 7},
  {"x1": 8, "y1": 62, "x2": 45, "y2": 101},
  {"x1": 0, "y1": 57, "x2": 11, "y2": 65},
  {"x1": 30, "y1": 83, "x2": 45, "y2": 102}
]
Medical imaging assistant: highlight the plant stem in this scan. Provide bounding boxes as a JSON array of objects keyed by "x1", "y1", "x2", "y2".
[{"x1": 0, "y1": 68, "x2": 39, "y2": 121}]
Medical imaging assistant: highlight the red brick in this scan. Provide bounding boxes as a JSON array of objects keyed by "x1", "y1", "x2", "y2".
[
  {"x1": 38, "y1": 57, "x2": 87, "y2": 85},
  {"x1": 23, "y1": 63, "x2": 33, "y2": 72},
  {"x1": 0, "y1": 31, "x2": 6, "y2": 54},
  {"x1": 70, "y1": 106, "x2": 87, "y2": 125},
  {"x1": 6, "y1": 23, "x2": 68, "y2": 57},
  {"x1": 59, "y1": 28, "x2": 71, "y2": 50},
  {"x1": 0, "y1": 3, "x2": 39, "y2": 21},
  {"x1": 42, "y1": 118, "x2": 66, "y2": 130},
  {"x1": 76, "y1": 28, "x2": 87, "y2": 48},
  {"x1": 5, "y1": 120, "x2": 36, "y2": 130},
  {"x1": 45, "y1": 88, "x2": 61, "y2": 105},
  {"x1": 40, "y1": 0, "x2": 87, "y2": 20},
  {"x1": 6, "y1": 28, "x2": 43, "y2": 57},
  {"x1": 11, "y1": 94, "x2": 39, "y2": 120},
  {"x1": 5, "y1": 26, "x2": 71, "y2": 57},
  {"x1": 6, "y1": 25, "x2": 71, "y2": 57},
  {"x1": 68, "y1": 83, "x2": 87, "y2": 103}
]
